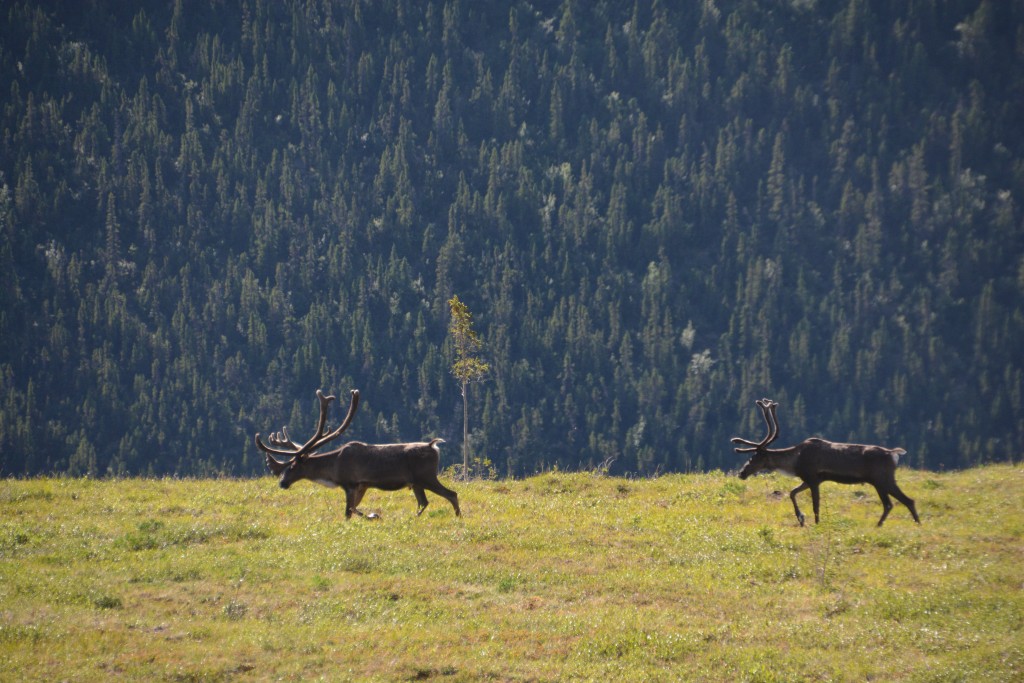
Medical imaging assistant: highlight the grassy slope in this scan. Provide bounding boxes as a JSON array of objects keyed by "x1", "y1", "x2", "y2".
[{"x1": 0, "y1": 465, "x2": 1021, "y2": 682}]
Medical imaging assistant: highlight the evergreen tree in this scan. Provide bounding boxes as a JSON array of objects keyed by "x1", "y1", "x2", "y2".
[
  {"x1": 448, "y1": 295, "x2": 490, "y2": 479},
  {"x1": 0, "y1": 0, "x2": 1020, "y2": 477}
]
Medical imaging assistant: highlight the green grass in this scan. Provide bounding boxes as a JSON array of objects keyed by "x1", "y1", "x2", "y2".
[{"x1": 1, "y1": 465, "x2": 1021, "y2": 681}]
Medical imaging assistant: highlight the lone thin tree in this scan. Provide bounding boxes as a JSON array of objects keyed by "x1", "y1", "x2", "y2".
[{"x1": 447, "y1": 295, "x2": 490, "y2": 479}]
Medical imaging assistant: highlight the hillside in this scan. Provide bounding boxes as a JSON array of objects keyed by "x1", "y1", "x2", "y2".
[
  {"x1": 1, "y1": 1, "x2": 1023, "y2": 476},
  {"x1": 1, "y1": 466, "x2": 1021, "y2": 680}
]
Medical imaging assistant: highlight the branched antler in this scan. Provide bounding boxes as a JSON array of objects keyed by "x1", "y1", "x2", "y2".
[
  {"x1": 730, "y1": 398, "x2": 780, "y2": 452},
  {"x1": 255, "y1": 389, "x2": 360, "y2": 462}
]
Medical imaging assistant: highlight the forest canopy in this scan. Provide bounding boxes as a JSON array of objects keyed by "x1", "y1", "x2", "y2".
[{"x1": 1, "y1": 0, "x2": 1022, "y2": 477}]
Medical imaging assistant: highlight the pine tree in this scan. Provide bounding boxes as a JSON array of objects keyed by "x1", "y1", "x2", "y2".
[{"x1": 448, "y1": 295, "x2": 489, "y2": 479}]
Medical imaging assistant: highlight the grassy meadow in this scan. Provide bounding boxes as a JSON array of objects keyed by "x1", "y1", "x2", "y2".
[{"x1": 1, "y1": 465, "x2": 1021, "y2": 681}]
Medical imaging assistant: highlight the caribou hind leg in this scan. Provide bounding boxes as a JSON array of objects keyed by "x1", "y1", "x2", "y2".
[
  {"x1": 413, "y1": 486, "x2": 430, "y2": 515},
  {"x1": 423, "y1": 479, "x2": 461, "y2": 516},
  {"x1": 873, "y1": 485, "x2": 895, "y2": 526},
  {"x1": 889, "y1": 484, "x2": 920, "y2": 524}
]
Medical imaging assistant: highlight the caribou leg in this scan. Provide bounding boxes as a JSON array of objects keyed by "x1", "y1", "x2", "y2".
[
  {"x1": 344, "y1": 485, "x2": 367, "y2": 518},
  {"x1": 810, "y1": 482, "x2": 822, "y2": 524},
  {"x1": 413, "y1": 486, "x2": 430, "y2": 515},
  {"x1": 890, "y1": 485, "x2": 920, "y2": 523},
  {"x1": 789, "y1": 481, "x2": 809, "y2": 526},
  {"x1": 874, "y1": 485, "x2": 894, "y2": 527},
  {"x1": 423, "y1": 479, "x2": 461, "y2": 516}
]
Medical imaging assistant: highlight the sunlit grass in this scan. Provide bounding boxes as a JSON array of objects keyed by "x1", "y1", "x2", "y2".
[{"x1": 1, "y1": 466, "x2": 1021, "y2": 681}]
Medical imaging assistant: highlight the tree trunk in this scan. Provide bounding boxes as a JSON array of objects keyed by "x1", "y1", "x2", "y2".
[{"x1": 461, "y1": 381, "x2": 469, "y2": 480}]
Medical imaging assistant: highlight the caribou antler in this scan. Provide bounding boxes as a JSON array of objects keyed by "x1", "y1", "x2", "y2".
[
  {"x1": 266, "y1": 426, "x2": 301, "y2": 450},
  {"x1": 731, "y1": 398, "x2": 780, "y2": 452},
  {"x1": 255, "y1": 389, "x2": 360, "y2": 461}
]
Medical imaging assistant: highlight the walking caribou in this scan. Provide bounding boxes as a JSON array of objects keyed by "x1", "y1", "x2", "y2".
[
  {"x1": 732, "y1": 398, "x2": 920, "y2": 527},
  {"x1": 255, "y1": 389, "x2": 460, "y2": 518}
]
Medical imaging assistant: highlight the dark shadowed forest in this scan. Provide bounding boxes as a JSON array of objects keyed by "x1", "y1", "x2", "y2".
[{"x1": 1, "y1": 0, "x2": 1021, "y2": 477}]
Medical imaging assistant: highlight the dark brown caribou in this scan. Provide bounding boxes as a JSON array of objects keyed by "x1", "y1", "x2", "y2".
[
  {"x1": 732, "y1": 398, "x2": 920, "y2": 527},
  {"x1": 255, "y1": 389, "x2": 460, "y2": 518}
]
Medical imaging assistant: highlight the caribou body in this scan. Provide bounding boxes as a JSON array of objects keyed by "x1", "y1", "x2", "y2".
[
  {"x1": 256, "y1": 389, "x2": 460, "y2": 518},
  {"x1": 732, "y1": 399, "x2": 920, "y2": 527}
]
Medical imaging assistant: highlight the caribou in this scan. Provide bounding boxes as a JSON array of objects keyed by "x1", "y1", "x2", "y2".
[
  {"x1": 732, "y1": 398, "x2": 920, "y2": 527},
  {"x1": 255, "y1": 389, "x2": 460, "y2": 518}
]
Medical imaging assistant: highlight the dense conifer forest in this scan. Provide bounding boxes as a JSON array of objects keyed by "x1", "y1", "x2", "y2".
[{"x1": 1, "y1": 0, "x2": 1021, "y2": 477}]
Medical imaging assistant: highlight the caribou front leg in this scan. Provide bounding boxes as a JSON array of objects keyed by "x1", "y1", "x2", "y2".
[
  {"x1": 789, "y1": 482, "x2": 809, "y2": 526},
  {"x1": 344, "y1": 486, "x2": 366, "y2": 518}
]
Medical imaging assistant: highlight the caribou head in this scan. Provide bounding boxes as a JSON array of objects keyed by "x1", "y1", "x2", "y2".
[{"x1": 255, "y1": 389, "x2": 360, "y2": 488}]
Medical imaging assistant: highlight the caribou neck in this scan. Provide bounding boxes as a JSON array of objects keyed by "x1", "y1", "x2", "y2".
[
  {"x1": 762, "y1": 446, "x2": 800, "y2": 476},
  {"x1": 281, "y1": 448, "x2": 344, "y2": 488}
]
